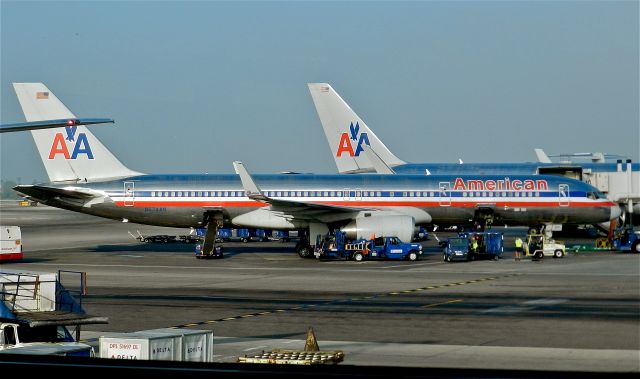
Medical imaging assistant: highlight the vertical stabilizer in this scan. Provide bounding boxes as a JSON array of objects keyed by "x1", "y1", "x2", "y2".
[
  {"x1": 534, "y1": 148, "x2": 552, "y2": 163},
  {"x1": 308, "y1": 83, "x2": 406, "y2": 173},
  {"x1": 13, "y1": 83, "x2": 140, "y2": 182}
]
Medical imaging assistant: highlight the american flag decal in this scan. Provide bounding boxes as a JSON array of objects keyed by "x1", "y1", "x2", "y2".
[{"x1": 36, "y1": 92, "x2": 49, "y2": 99}]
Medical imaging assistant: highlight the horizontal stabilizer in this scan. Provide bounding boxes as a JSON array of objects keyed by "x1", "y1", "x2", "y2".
[
  {"x1": 0, "y1": 118, "x2": 114, "y2": 133},
  {"x1": 14, "y1": 184, "x2": 98, "y2": 201}
]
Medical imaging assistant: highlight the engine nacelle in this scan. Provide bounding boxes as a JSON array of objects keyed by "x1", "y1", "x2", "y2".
[{"x1": 341, "y1": 215, "x2": 415, "y2": 242}]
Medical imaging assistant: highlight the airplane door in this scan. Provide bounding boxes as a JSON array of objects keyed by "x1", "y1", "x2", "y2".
[
  {"x1": 343, "y1": 188, "x2": 350, "y2": 201},
  {"x1": 439, "y1": 182, "x2": 451, "y2": 206},
  {"x1": 558, "y1": 184, "x2": 569, "y2": 207},
  {"x1": 124, "y1": 181, "x2": 135, "y2": 207}
]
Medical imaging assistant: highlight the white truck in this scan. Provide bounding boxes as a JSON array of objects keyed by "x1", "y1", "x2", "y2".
[
  {"x1": 1, "y1": 226, "x2": 22, "y2": 262},
  {"x1": 524, "y1": 234, "x2": 566, "y2": 260},
  {"x1": 0, "y1": 322, "x2": 94, "y2": 356}
]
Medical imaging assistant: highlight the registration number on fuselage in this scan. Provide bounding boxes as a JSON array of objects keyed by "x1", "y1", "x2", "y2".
[{"x1": 144, "y1": 207, "x2": 167, "y2": 212}]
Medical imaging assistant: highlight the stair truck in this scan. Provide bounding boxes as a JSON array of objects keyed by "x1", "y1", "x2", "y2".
[
  {"x1": 314, "y1": 231, "x2": 422, "y2": 262},
  {"x1": 1, "y1": 270, "x2": 108, "y2": 356}
]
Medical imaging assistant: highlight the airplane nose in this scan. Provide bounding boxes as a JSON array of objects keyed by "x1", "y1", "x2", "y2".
[{"x1": 610, "y1": 205, "x2": 622, "y2": 220}]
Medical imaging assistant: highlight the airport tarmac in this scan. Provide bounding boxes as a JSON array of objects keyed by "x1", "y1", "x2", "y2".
[{"x1": 1, "y1": 202, "x2": 639, "y2": 371}]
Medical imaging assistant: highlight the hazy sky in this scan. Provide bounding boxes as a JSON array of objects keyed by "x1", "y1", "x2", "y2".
[{"x1": 1, "y1": 0, "x2": 638, "y2": 183}]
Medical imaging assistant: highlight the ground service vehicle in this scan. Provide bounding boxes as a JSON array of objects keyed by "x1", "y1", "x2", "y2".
[
  {"x1": 0, "y1": 323, "x2": 94, "y2": 357},
  {"x1": 612, "y1": 228, "x2": 640, "y2": 252},
  {"x1": 443, "y1": 232, "x2": 503, "y2": 262},
  {"x1": 314, "y1": 231, "x2": 422, "y2": 261},
  {"x1": 1, "y1": 226, "x2": 22, "y2": 262},
  {"x1": 524, "y1": 234, "x2": 566, "y2": 260},
  {"x1": 443, "y1": 237, "x2": 471, "y2": 262}
]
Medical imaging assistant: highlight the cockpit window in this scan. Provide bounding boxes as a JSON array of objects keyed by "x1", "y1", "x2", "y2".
[{"x1": 587, "y1": 191, "x2": 604, "y2": 200}]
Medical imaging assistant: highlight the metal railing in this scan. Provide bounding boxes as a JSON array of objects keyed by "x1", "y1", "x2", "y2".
[{"x1": 0, "y1": 272, "x2": 42, "y2": 313}]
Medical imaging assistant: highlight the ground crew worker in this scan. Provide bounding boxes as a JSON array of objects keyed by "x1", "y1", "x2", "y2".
[
  {"x1": 471, "y1": 237, "x2": 478, "y2": 254},
  {"x1": 514, "y1": 237, "x2": 523, "y2": 261}
]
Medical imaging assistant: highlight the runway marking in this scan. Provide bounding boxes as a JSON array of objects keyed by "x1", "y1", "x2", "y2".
[
  {"x1": 422, "y1": 299, "x2": 463, "y2": 308},
  {"x1": 483, "y1": 298, "x2": 569, "y2": 314},
  {"x1": 119, "y1": 255, "x2": 144, "y2": 258},
  {"x1": 168, "y1": 273, "x2": 520, "y2": 329}
]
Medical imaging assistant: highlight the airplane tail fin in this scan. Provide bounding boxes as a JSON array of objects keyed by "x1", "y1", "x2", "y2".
[
  {"x1": 534, "y1": 148, "x2": 552, "y2": 163},
  {"x1": 308, "y1": 83, "x2": 405, "y2": 173},
  {"x1": 13, "y1": 83, "x2": 141, "y2": 183}
]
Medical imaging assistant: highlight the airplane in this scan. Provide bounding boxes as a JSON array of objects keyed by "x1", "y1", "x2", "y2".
[
  {"x1": 10, "y1": 83, "x2": 620, "y2": 257},
  {"x1": 0, "y1": 118, "x2": 114, "y2": 133},
  {"x1": 307, "y1": 83, "x2": 640, "y2": 218}
]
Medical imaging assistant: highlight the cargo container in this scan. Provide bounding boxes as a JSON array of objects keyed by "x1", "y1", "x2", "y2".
[{"x1": 99, "y1": 328, "x2": 213, "y2": 362}]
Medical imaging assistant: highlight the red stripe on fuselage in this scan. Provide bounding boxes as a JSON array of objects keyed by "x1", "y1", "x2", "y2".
[{"x1": 114, "y1": 200, "x2": 615, "y2": 208}]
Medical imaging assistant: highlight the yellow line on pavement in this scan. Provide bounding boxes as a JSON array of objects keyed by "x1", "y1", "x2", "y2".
[{"x1": 422, "y1": 299, "x2": 463, "y2": 308}]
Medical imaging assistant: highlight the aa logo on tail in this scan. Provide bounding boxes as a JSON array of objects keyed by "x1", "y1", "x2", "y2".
[
  {"x1": 336, "y1": 122, "x2": 370, "y2": 157},
  {"x1": 48, "y1": 126, "x2": 94, "y2": 160}
]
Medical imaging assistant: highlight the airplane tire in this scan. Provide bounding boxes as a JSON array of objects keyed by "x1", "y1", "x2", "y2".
[{"x1": 297, "y1": 246, "x2": 312, "y2": 259}]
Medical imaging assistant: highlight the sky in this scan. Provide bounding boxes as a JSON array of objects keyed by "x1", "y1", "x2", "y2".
[{"x1": 1, "y1": 0, "x2": 638, "y2": 183}]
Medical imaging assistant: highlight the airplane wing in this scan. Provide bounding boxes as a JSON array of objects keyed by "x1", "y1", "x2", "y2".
[
  {"x1": 13, "y1": 184, "x2": 110, "y2": 209},
  {"x1": 0, "y1": 118, "x2": 114, "y2": 133},
  {"x1": 233, "y1": 161, "x2": 366, "y2": 221}
]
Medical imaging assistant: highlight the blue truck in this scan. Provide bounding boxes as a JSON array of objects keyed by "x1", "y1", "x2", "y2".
[
  {"x1": 612, "y1": 227, "x2": 640, "y2": 253},
  {"x1": 314, "y1": 231, "x2": 422, "y2": 261},
  {"x1": 443, "y1": 232, "x2": 503, "y2": 262}
]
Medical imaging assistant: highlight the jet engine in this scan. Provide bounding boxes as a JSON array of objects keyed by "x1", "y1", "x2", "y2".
[{"x1": 341, "y1": 215, "x2": 415, "y2": 242}]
